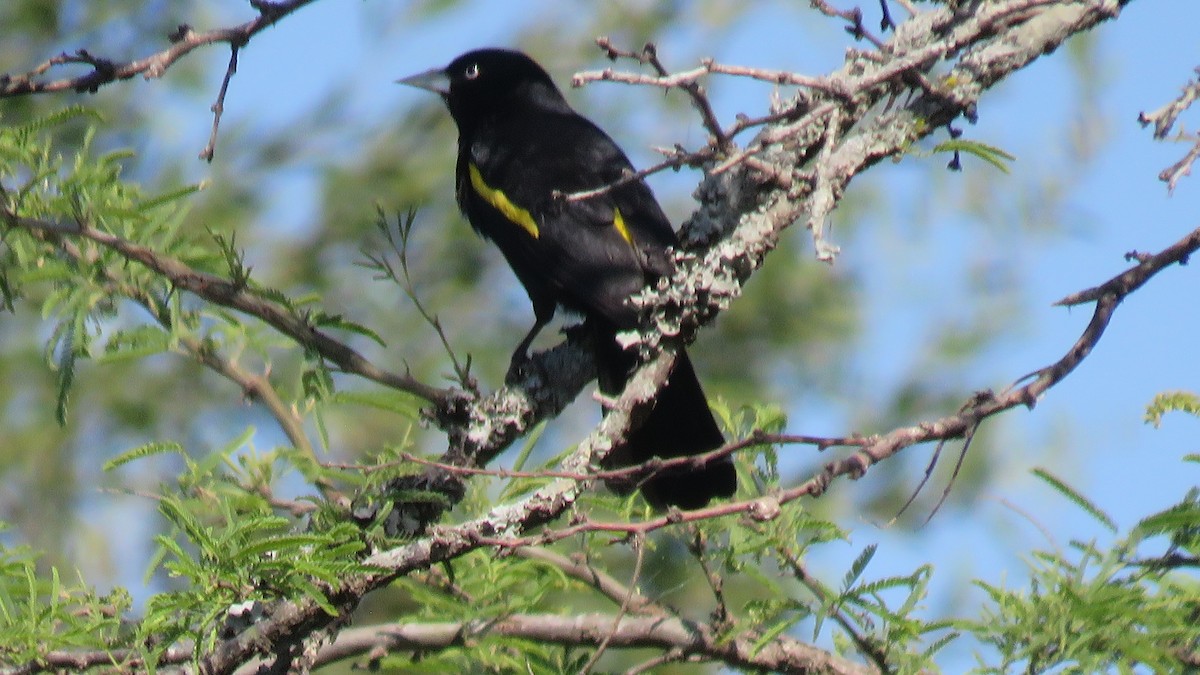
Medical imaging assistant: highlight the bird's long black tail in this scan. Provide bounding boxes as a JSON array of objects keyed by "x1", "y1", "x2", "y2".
[{"x1": 592, "y1": 320, "x2": 737, "y2": 509}]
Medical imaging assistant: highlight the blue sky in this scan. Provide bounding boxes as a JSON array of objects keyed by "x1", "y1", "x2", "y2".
[{"x1": 67, "y1": 0, "x2": 1200, "y2": 666}]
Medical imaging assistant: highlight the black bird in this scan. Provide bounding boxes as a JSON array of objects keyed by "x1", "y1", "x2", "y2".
[{"x1": 399, "y1": 49, "x2": 735, "y2": 509}]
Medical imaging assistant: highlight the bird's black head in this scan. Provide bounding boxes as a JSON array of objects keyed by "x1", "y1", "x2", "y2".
[{"x1": 398, "y1": 49, "x2": 570, "y2": 133}]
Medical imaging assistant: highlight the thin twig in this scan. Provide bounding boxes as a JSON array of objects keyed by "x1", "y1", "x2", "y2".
[
  {"x1": 560, "y1": 146, "x2": 712, "y2": 203},
  {"x1": 323, "y1": 430, "x2": 867, "y2": 490},
  {"x1": 891, "y1": 437, "x2": 950, "y2": 524},
  {"x1": 624, "y1": 649, "x2": 688, "y2": 675},
  {"x1": 514, "y1": 546, "x2": 665, "y2": 615},
  {"x1": 810, "y1": 0, "x2": 888, "y2": 49},
  {"x1": 921, "y1": 413, "x2": 981, "y2": 525},
  {"x1": 592, "y1": 38, "x2": 733, "y2": 152},
  {"x1": 688, "y1": 527, "x2": 729, "y2": 625},
  {"x1": 891, "y1": 392, "x2": 990, "y2": 526},
  {"x1": 359, "y1": 209, "x2": 475, "y2": 390},
  {"x1": 1157, "y1": 135, "x2": 1200, "y2": 193},
  {"x1": 1053, "y1": 226, "x2": 1200, "y2": 307},
  {"x1": 574, "y1": 60, "x2": 845, "y2": 97},
  {"x1": 1138, "y1": 67, "x2": 1200, "y2": 139},
  {"x1": 199, "y1": 45, "x2": 241, "y2": 162},
  {"x1": 0, "y1": 0, "x2": 317, "y2": 97},
  {"x1": 0, "y1": 0, "x2": 319, "y2": 158},
  {"x1": 579, "y1": 535, "x2": 646, "y2": 674}
]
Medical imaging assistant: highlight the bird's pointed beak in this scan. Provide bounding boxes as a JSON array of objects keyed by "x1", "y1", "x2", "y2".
[{"x1": 396, "y1": 67, "x2": 450, "y2": 95}]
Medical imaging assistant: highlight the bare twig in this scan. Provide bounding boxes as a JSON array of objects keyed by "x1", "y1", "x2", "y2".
[
  {"x1": 892, "y1": 437, "x2": 952, "y2": 524},
  {"x1": 359, "y1": 209, "x2": 475, "y2": 390},
  {"x1": 921, "y1": 413, "x2": 982, "y2": 525},
  {"x1": 688, "y1": 527, "x2": 729, "y2": 625},
  {"x1": 890, "y1": 392, "x2": 989, "y2": 525},
  {"x1": 323, "y1": 430, "x2": 866, "y2": 493},
  {"x1": 574, "y1": 59, "x2": 845, "y2": 98},
  {"x1": 1053, "y1": 226, "x2": 1200, "y2": 307},
  {"x1": 0, "y1": 1, "x2": 318, "y2": 158},
  {"x1": 1138, "y1": 67, "x2": 1200, "y2": 139},
  {"x1": 560, "y1": 145, "x2": 713, "y2": 203},
  {"x1": 1138, "y1": 67, "x2": 1200, "y2": 193},
  {"x1": 0, "y1": 0, "x2": 316, "y2": 97},
  {"x1": 591, "y1": 38, "x2": 733, "y2": 152},
  {"x1": 5, "y1": 645, "x2": 196, "y2": 674},
  {"x1": 810, "y1": 0, "x2": 888, "y2": 49},
  {"x1": 199, "y1": 45, "x2": 241, "y2": 162},
  {"x1": 1157, "y1": 137, "x2": 1200, "y2": 193}
]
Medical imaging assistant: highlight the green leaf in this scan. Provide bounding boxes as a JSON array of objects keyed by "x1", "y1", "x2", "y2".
[
  {"x1": 103, "y1": 441, "x2": 185, "y2": 472},
  {"x1": 750, "y1": 612, "x2": 801, "y2": 656},
  {"x1": 209, "y1": 230, "x2": 250, "y2": 286},
  {"x1": 1132, "y1": 500, "x2": 1200, "y2": 542},
  {"x1": 99, "y1": 325, "x2": 171, "y2": 363},
  {"x1": 1145, "y1": 390, "x2": 1200, "y2": 428},
  {"x1": 231, "y1": 533, "x2": 328, "y2": 564},
  {"x1": 851, "y1": 572, "x2": 920, "y2": 598},
  {"x1": 53, "y1": 320, "x2": 77, "y2": 426},
  {"x1": 841, "y1": 543, "x2": 877, "y2": 593},
  {"x1": 158, "y1": 498, "x2": 216, "y2": 557},
  {"x1": 329, "y1": 389, "x2": 421, "y2": 418},
  {"x1": 8, "y1": 106, "x2": 103, "y2": 136},
  {"x1": 508, "y1": 421, "x2": 547, "y2": 473},
  {"x1": 1033, "y1": 468, "x2": 1117, "y2": 533},
  {"x1": 932, "y1": 138, "x2": 1016, "y2": 173},
  {"x1": 0, "y1": 270, "x2": 14, "y2": 312},
  {"x1": 922, "y1": 630, "x2": 960, "y2": 658},
  {"x1": 135, "y1": 183, "x2": 203, "y2": 213},
  {"x1": 311, "y1": 312, "x2": 386, "y2": 348}
]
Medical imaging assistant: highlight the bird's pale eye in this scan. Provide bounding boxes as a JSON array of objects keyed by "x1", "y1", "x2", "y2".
[{"x1": 464, "y1": 63, "x2": 480, "y2": 80}]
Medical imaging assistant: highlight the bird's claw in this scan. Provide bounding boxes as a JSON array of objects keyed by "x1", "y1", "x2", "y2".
[{"x1": 505, "y1": 351, "x2": 534, "y2": 385}]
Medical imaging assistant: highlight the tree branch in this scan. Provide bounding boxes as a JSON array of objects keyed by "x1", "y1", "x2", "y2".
[
  {"x1": 0, "y1": 208, "x2": 447, "y2": 405},
  {"x1": 308, "y1": 613, "x2": 876, "y2": 674},
  {"x1": 514, "y1": 546, "x2": 667, "y2": 616}
]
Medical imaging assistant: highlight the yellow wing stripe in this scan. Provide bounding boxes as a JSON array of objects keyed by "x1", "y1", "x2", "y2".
[
  {"x1": 468, "y1": 163, "x2": 539, "y2": 239},
  {"x1": 613, "y1": 207, "x2": 633, "y2": 246}
]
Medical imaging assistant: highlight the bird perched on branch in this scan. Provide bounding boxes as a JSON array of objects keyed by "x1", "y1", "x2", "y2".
[{"x1": 399, "y1": 48, "x2": 735, "y2": 509}]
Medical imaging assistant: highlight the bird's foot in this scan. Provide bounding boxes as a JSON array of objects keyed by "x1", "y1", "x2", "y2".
[{"x1": 504, "y1": 351, "x2": 537, "y2": 385}]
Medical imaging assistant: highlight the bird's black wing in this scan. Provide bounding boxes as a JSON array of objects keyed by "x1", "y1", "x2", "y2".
[{"x1": 458, "y1": 109, "x2": 676, "y2": 327}]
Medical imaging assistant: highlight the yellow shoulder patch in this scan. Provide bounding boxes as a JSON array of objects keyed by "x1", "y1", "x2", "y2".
[
  {"x1": 468, "y1": 163, "x2": 539, "y2": 239},
  {"x1": 612, "y1": 207, "x2": 634, "y2": 246}
]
